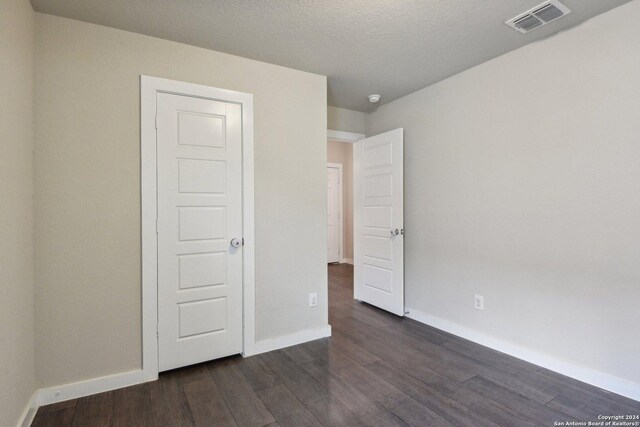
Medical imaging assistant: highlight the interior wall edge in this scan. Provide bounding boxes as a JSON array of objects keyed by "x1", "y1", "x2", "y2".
[{"x1": 0, "y1": 0, "x2": 37, "y2": 426}]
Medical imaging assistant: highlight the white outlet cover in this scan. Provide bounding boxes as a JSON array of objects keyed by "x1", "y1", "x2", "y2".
[
  {"x1": 474, "y1": 295, "x2": 484, "y2": 310},
  {"x1": 309, "y1": 292, "x2": 318, "y2": 307}
]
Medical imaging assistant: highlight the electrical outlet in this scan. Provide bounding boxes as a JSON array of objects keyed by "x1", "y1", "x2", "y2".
[
  {"x1": 309, "y1": 292, "x2": 318, "y2": 307},
  {"x1": 475, "y1": 294, "x2": 484, "y2": 310}
]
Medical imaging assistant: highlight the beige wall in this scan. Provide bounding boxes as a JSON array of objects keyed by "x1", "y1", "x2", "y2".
[
  {"x1": 34, "y1": 14, "x2": 327, "y2": 388},
  {"x1": 327, "y1": 140, "x2": 354, "y2": 261},
  {"x1": 366, "y1": 0, "x2": 640, "y2": 386},
  {"x1": 0, "y1": 0, "x2": 36, "y2": 424},
  {"x1": 328, "y1": 106, "x2": 366, "y2": 134}
]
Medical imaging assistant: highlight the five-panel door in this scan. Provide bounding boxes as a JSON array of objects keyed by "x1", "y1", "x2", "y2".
[
  {"x1": 156, "y1": 93, "x2": 243, "y2": 371},
  {"x1": 354, "y1": 128, "x2": 404, "y2": 316}
]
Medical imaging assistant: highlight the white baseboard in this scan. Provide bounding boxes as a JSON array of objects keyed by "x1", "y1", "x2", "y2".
[
  {"x1": 405, "y1": 307, "x2": 640, "y2": 403},
  {"x1": 36, "y1": 369, "x2": 147, "y2": 407},
  {"x1": 250, "y1": 325, "x2": 332, "y2": 356},
  {"x1": 21, "y1": 325, "x2": 330, "y2": 424},
  {"x1": 340, "y1": 258, "x2": 353, "y2": 265},
  {"x1": 16, "y1": 392, "x2": 38, "y2": 427}
]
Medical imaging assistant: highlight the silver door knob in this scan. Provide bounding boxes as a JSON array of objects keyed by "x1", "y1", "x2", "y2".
[
  {"x1": 230, "y1": 238, "x2": 242, "y2": 248},
  {"x1": 390, "y1": 228, "x2": 400, "y2": 236}
]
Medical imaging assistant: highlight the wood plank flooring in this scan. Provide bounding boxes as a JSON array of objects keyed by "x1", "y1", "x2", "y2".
[{"x1": 32, "y1": 263, "x2": 640, "y2": 426}]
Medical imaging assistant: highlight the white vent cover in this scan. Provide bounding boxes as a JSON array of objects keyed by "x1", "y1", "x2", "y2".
[{"x1": 506, "y1": 0, "x2": 571, "y2": 34}]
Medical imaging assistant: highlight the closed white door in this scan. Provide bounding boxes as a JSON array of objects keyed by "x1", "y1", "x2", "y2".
[
  {"x1": 327, "y1": 165, "x2": 342, "y2": 263},
  {"x1": 354, "y1": 128, "x2": 404, "y2": 316},
  {"x1": 157, "y1": 92, "x2": 243, "y2": 371}
]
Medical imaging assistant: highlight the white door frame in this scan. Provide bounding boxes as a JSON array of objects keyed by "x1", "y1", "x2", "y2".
[
  {"x1": 327, "y1": 163, "x2": 344, "y2": 263},
  {"x1": 327, "y1": 129, "x2": 364, "y2": 265},
  {"x1": 141, "y1": 75, "x2": 255, "y2": 381},
  {"x1": 327, "y1": 129, "x2": 365, "y2": 144}
]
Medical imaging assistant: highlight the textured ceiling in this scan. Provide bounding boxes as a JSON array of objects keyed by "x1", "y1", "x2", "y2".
[{"x1": 31, "y1": 0, "x2": 631, "y2": 111}]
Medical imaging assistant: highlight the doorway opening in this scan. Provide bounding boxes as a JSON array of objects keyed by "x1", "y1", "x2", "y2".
[
  {"x1": 327, "y1": 130, "x2": 363, "y2": 266},
  {"x1": 326, "y1": 128, "x2": 405, "y2": 319},
  {"x1": 326, "y1": 130, "x2": 363, "y2": 320}
]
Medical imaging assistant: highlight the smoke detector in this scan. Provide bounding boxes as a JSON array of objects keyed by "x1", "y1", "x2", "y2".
[
  {"x1": 368, "y1": 94, "x2": 381, "y2": 103},
  {"x1": 506, "y1": 0, "x2": 571, "y2": 34}
]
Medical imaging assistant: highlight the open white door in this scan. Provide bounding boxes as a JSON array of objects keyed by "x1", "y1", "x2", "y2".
[{"x1": 354, "y1": 128, "x2": 404, "y2": 316}]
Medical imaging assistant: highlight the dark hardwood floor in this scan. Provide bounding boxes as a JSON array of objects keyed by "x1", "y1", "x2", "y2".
[{"x1": 33, "y1": 263, "x2": 640, "y2": 426}]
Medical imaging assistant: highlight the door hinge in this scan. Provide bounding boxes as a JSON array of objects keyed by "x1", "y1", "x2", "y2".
[
  {"x1": 156, "y1": 323, "x2": 159, "y2": 338},
  {"x1": 155, "y1": 218, "x2": 158, "y2": 234},
  {"x1": 154, "y1": 114, "x2": 158, "y2": 130}
]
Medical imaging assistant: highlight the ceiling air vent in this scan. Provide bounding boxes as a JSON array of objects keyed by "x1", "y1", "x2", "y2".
[
  {"x1": 534, "y1": 4, "x2": 565, "y2": 22},
  {"x1": 514, "y1": 15, "x2": 543, "y2": 32},
  {"x1": 506, "y1": 0, "x2": 571, "y2": 34}
]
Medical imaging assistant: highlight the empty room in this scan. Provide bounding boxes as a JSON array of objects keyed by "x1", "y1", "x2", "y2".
[{"x1": 2, "y1": 0, "x2": 640, "y2": 426}]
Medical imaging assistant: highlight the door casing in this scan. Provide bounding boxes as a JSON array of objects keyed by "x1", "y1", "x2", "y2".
[{"x1": 141, "y1": 75, "x2": 255, "y2": 381}]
